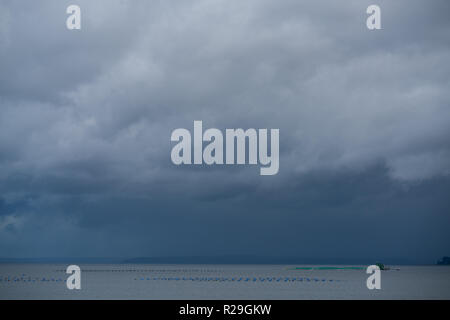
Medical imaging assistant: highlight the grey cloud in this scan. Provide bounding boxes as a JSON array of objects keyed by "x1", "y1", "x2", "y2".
[{"x1": 0, "y1": 0, "x2": 449, "y2": 262}]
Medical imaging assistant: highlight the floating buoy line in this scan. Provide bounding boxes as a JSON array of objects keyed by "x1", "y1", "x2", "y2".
[
  {"x1": 0, "y1": 274, "x2": 64, "y2": 283},
  {"x1": 54, "y1": 268, "x2": 221, "y2": 273},
  {"x1": 1, "y1": 273, "x2": 343, "y2": 284},
  {"x1": 133, "y1": 276, "x2": 342, "y2": 283}
]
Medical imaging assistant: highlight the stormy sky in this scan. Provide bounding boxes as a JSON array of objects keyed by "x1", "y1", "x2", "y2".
[{"x1": 0, "y1": 0, "x2": 449, "y2": 264}]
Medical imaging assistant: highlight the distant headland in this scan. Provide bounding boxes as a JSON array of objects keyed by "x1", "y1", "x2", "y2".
[{"x1": 437, "y1": 257, "x2": 450, "y2": 265}]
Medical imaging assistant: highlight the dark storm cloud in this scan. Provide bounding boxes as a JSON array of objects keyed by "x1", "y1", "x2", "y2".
[{"x1": 0, "y1": 0, "x2": 449, "y2": 263}]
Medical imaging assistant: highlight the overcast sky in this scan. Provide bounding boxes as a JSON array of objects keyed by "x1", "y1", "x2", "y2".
[{"x1": 0, "y1": 0, "x2": 449, "y2": 263}]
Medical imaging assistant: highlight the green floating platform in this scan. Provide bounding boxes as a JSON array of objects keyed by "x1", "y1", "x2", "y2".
[{"x1": 290, "y1": 267, "x2": 365, "y2": 270}]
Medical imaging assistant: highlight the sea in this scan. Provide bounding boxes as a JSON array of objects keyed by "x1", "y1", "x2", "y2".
[{"x1": 1, "y1": 264, "x2": 449, "y2": 299}]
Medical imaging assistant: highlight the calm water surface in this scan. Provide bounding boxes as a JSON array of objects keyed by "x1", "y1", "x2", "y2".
[{"x1": 1, "y1": 264, "x2": 449, "y2": 299}]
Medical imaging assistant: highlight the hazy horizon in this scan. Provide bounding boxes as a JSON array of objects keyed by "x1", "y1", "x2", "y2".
[{"x1": 0, "y1": 255, "x2": 446, "y2": 266}]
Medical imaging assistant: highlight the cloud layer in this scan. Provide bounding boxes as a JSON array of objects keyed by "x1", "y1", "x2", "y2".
[{"x1": 0, "y1": 0, "x2": 449, "y2": 263}]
